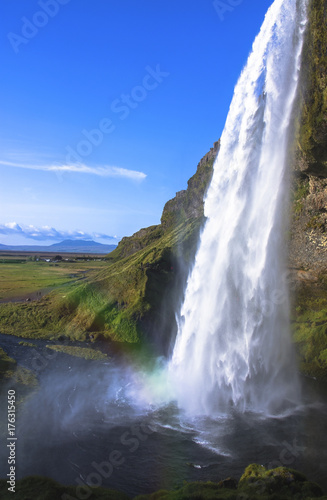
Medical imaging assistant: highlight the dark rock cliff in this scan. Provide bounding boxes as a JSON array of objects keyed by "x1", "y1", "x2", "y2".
[
  {"x1": 289, "y1": 0, "x2": 327, "y2": 379},
  {"x1": 289, "y1": 0, "x2": 327, "y2": 272},
  {"x1": 161, "y1": 140, "x2": 220, "y2": 227},
  {"x1": 102, "y1": 142, "x2": 219, "y2": 352},
  {"x1": 295, "y1": 0, "x2": 327, "y2": 178},
  {"x1": 112, "y1": 141, "x2": 219, "y2": 261}
]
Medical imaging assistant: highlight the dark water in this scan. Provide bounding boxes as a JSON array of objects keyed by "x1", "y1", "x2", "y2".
[{"x1": 1, "y1": 333, "x2": 327, "y2": 497}]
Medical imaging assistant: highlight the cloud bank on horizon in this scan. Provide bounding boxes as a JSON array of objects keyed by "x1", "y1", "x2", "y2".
[{"x1": 0, "y1": 222, "x2": 118, "y2": 244}]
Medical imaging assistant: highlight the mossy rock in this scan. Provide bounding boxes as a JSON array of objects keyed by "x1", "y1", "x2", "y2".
[
  {"x1": 292, "y1": 285, "x2": 327, "y2": 379},
  {"x1": 18, "y1": 341, "x2": 37, "y2": 347},
  {"x1": 239, "y1": 464, "x2": 323, "y2": 498},
  {"x1": 135, "y1": 465, "x2": 326, "y2": 499}
]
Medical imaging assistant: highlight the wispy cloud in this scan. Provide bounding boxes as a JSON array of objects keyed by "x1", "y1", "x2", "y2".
[
  {"x1": 0, "y1": 160, "x2": 147, "y2": 181},
  {"x1": 0, "y1": 222, "x2": 118, "y2": 243}
]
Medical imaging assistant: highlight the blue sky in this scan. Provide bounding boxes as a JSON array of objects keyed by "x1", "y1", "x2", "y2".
[{"x1": 0, "y1": 0, "x2": 273, "y2": 246}]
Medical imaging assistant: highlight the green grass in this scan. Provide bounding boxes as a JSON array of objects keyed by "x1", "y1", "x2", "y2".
[
  {"x1": 2, "y1": 465, "x2": 324, "y2": 500},
  {"x1": 0, "y1": 216, "x2": 203, "y2": 343},
  {"x1": 0, "y1": 476, "x2": 129, "y2": 500},
  {"x1": 135, "y1": 465, "x2": 325, "y2": 500},
  {"x1": 18, "y1": 341, "x2": 37, "y2": 347},
  {"x1": 45, "y1": 345, "x2": 108, "y2": 360},
  {"x1": 0, "y1": 260, "x2": 107, "y2": 301},
  {"x1": 0, "y1": 346, "x2": 16, "y2": 376},
  {"x1": 0, "y1": 347, "x2": 38, "y2": 436},
  {"x1": 0, "y1": 346, "x2": 38, "y2": 387},
  {"x1": 0, "y1": 291, "x2": 72, "y2": 339},
  {"x1": 4, "y1": 365, "x2": 38, "y2": 387},
  {"x1": 292, "y1": 177, "x2": 310, "y2": 215}
]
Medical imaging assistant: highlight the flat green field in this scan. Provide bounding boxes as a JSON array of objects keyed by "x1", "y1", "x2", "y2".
[{"x1": 0, "y1": 260, "x2": 107, "y2": 301}]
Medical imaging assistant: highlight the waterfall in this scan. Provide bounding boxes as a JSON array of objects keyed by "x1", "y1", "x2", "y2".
[{"x1": 170, "y1": 0, "x2": 308, "y2": 416}]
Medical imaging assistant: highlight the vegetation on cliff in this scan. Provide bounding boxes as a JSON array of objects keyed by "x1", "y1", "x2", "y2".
[
  {"x1": 293, "y1": 286, "x2": 327, "y2": 379},
  {"x1": 290, "y1": 0, "x2": 327, "y2": 379},
  {"x1": 0, "y1": 465, "x2": 325, "y2": 500},
  {"x1": 296, "y1": 0, "x2": 327, "y2": 177}
]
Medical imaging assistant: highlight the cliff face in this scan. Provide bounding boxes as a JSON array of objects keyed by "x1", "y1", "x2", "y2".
[
  {"x1": 290, "y1": 0, "x2": 327, "y2": 271},
  {"x1": 295, "y1": 0, "x2": 327, "y2": 178},
  {"x1": 290, "y1": 0, "x2": 327, "y2": 379},
  {"x1": 112, "y1": 140, "x2": 219, "y2": 262},
  {"x1": 290, "y1": 177, "x2": 327, "y2": 272},
  {"x1": 161, "y1": 141, "x2": 220, "y2": 227},
  {"x1": 96, "y1": 143, "x2": 218, "y2": 351}
]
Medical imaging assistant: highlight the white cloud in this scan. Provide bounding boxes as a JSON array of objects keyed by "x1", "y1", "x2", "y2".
[
  {"x1": 5, "y1": 222, "x2": 22, "y2": 231},
  {"x1": 0, "y1": 222, "x2": 118, "y2": 243},
  {"x1": 0, "y1": 160, "x2": 147, "y2": 181}
]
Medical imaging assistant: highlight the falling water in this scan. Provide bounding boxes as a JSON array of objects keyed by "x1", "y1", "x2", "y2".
[{"x1": 170, "y1": 0, "x2": 308, "y2": 416}]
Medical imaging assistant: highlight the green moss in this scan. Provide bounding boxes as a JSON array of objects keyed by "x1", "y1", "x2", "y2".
[
  {"x1": 0, "y1": 476, "x2": 130, "y2": 500},
  {"x1": 292, "y1": 177, "x2": 310, "y2": 214},
  {"x1": 45, "y1": 345, "x2": 108, "y2": 360},
  {"x1": 0, "y1": 346, "x2": 16, "y2": 366},
  {"x1": 0, "y1": 465, "x2": 325, "y2": 500},
  {"x1": 0, "y1": 348, "x2": 38, "y2": 426},
  {"x1": 0, "y1": 347, "x2": 16, "y2": 380},
  {"x1": 160, "y1": 153, "x2": 215, "y2": 229},
  {"x1": 0, "y1": 346, "x2": 37, "y2": 387},
  {"x1": 4, "y1": 366, "x2": 38, "y2": 387},
  {"x1": 292, "y1": 285, "x2": 327, "y2": 379},
  {"x1": 135, "y1": 464, "x2": 325, "y2": 499},
  {"x1": 297, "y1": 0, "x2": 327, "y2": 175},
  {"x1": 135, "y1": 481, "x2": 238, "y2": 500},
  {"x1": 305, "y1": 215, "x2": 325, "y2": 230},
  {"x1": 238, "y1": 464, "x2": 323, "y2": 499},
  {"x1": 238, "y1": 463, "x2": 268, "y2": 486}
]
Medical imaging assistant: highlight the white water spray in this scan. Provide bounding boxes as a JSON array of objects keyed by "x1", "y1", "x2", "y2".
[{"x1": 170, "y1": 0, "x2": 308, "y2": 415}]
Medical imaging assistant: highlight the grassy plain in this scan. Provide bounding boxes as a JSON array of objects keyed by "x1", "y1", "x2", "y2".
[{"x1": 0, "y1": 257, "x2": 108, "y2": 302}]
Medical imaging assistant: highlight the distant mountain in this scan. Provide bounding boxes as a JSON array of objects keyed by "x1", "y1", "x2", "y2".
[{"x1": 0, "y1": 240, "x2": 117, "y2": 254}]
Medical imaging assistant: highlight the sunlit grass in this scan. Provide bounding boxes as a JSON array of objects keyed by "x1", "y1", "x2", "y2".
[{"x1": 0, "y1": 260, "x2": 108, "y2": 301}]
